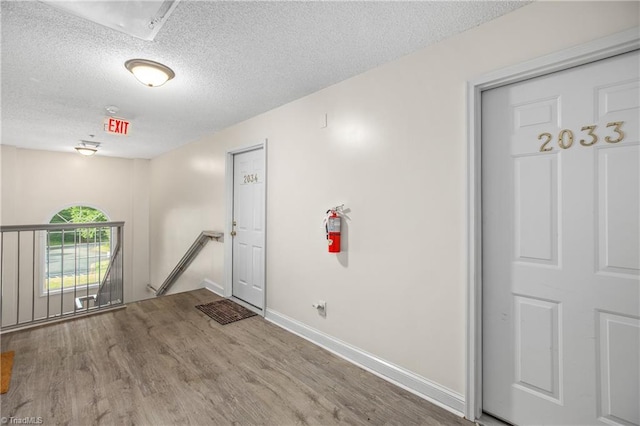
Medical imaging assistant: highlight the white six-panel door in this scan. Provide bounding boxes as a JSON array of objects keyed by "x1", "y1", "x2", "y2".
[
  {"x1": 482, "y1": 51, "x2": 639, "y2": 425},
  {"x1": 232, "y1": 147, "x2": 265, "y2": 309}
]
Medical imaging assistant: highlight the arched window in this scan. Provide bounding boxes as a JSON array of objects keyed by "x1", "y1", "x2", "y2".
[{"x1": 44, "y1": 206, "x2": 110, "y2": 293}]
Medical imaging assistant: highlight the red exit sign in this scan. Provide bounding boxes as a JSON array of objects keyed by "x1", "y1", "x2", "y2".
[{"x1": 104, "y1": 117, "x2": 130, "y2": 135}]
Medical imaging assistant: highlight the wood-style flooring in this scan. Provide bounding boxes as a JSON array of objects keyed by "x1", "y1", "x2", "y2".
[{"x1": 1, "y1": 289, "x2": 470, "y2": 425}]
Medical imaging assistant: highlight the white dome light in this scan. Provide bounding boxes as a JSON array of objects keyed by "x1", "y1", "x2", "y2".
[
  {"x1": 125, "y1": 59, "x2": 175, "y2": 87},
  {"x1": 74, "y1": 141, "x2": 100, "y2": 156}
]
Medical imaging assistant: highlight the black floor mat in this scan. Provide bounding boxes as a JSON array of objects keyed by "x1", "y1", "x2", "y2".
[{"x1": 195, "y1": 299, "x2": 257, "y2": 325}]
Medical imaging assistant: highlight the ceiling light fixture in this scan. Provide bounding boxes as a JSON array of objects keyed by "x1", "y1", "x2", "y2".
[
  {"x1": 125, "y1": 59, "x2": 175, "y2": 87},
  {"x1": 74, "y1": 141, "x2": 100, "y2": 156}
]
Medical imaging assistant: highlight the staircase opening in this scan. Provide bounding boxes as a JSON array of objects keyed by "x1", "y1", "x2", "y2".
[
  {"x1": 44, "y1": 206, "x2": 110, "y2": 296},
  {"x1": 0, "y1": 206, "x2": 124, "y2": 333}
]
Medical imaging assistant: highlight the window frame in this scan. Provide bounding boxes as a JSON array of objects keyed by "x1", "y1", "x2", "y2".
[{"x1": 39, "y1": 205, "x2": 111, "y2": 297}]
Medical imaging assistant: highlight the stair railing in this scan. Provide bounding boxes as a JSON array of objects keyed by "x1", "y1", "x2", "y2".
[
  {"x1": 75, "y1": 225, "x2": 123, "y2": 309},
  {"x1": 0, "y1": 221, "x2": 125, "y2": 333},
  {"x1": 148, "y1": 231, "x2": 223, "y2": 296}
]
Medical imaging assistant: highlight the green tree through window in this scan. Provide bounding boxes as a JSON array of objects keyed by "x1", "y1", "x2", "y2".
[{"x1": 45, "y1": 206, "x2": 110, "y2": 292}]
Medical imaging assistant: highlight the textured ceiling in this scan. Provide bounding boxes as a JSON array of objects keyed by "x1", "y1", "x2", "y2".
[{"x1": 1, "y1": 1, "x2": 530, "y2": 159}]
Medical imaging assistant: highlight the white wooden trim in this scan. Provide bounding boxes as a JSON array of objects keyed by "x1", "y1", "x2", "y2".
[
  {"x1": 201, "y1": 278, "x2": 224, "y2": 296},
  {"x1": 465, "y1": 28, "x2": 640, "y2": 421},
  {"x1": 265, "y1": 308, "x2": 465, "y2": 416},
  {"x1": 262, "y1": 140, "x2": 268, "y2": 314},
  {"x1": 224, "y1": 140, "x2": 268, "y2": 315},
  {"x1": 224, "y1": 153, "x2": 234, "y2": 299}
]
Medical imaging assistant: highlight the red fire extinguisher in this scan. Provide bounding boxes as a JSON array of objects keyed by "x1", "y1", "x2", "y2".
[{"x1": 325, "y1": 209, "x2": 341, "y2": 253}]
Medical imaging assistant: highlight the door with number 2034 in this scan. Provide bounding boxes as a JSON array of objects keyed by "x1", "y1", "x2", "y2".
[
  {"x1": 232, "y1": 147, "x2": 265, "y2": 310},
  {"x1": 482, "y1": 51, "x2": 639, "y2": 426}
]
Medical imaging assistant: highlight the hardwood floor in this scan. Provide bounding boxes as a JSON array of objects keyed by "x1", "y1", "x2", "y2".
[{"x1": 1, "y1": 289, "x2": 470, "y2": 425}]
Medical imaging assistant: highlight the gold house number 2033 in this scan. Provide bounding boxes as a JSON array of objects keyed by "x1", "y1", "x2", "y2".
[{"x1": 538, "y1": 121, "x2": 625, "y2": 152}]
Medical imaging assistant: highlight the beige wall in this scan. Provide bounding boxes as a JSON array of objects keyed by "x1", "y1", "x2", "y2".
[
  {"x1": 149, "y1": 1, "x2": 639, "y2": 398},
  {"x1": 149, "y1": 142, "x2": 226, "y2": 294},
  {"x1": 0, "y1": 146, "x2": 151, "y2": 303},
  {"x1": 0, "y1": 0, "x2": 634, "y2": 410}
]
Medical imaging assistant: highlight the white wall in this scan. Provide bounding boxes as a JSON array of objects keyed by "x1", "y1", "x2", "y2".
[
  {"x1": 149, "y1": 144, "x2": 226, "y2": 294},
  {"x1": 151, "y1": 0, "x2": 640, "y2": 406},
  {"x1": 0, "y1": 146, "x2": 151, "y2": 303}
]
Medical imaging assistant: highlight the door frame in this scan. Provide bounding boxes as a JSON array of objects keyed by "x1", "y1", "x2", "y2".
[
  {"x1": 224, "y1": 140, "x2": 268, "y2": 315},
  {"x1": 465, "y1": 29, "x2": 639, "y2": 421}
]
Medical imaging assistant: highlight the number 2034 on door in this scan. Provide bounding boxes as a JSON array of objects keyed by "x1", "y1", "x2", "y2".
[{"x1": 538, "y1": 121, "x2": 625, "y2": 152}]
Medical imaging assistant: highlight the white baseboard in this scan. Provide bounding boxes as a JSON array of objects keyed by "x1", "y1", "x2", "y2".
[
  {"x1": 201, "y1": 279, "x2": 224, "y2": 296},
  {"x1": 265, "y1": 309, "x2": 465, "y2": 417}
]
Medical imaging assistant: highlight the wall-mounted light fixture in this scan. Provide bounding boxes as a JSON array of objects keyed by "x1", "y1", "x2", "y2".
[
  {"x1": 125, "y1": 59, "x2": 175, "y2": 87},
  {"x1": 74, "y1": 141, "x2": 100, "y2": 156}
]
